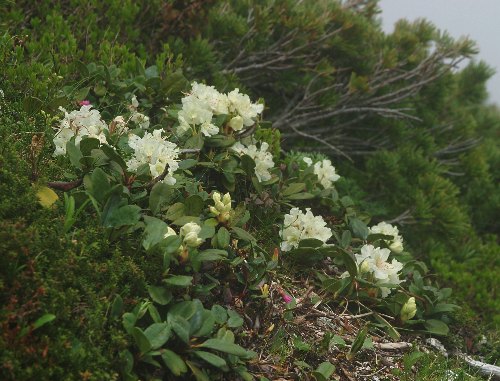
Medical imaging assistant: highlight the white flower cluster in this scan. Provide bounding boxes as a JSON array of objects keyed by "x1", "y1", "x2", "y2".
[
  {"x1": 231, "y1": 141, "x2": 274, "y2": 182},
  {"x1": 177, "y1": 82, "x2": 263, "y2": 137},
  {"x1": 53, "y1": 105, "x2": 108, "y2": 156},
  {"x1": 303, "y1": 157, "x2": 340, "y2": 189},
  {"x1": 355, "y1": 244, "x2": 404, "y2": 297},
  {"x1": 280, "y1": 208, "x2": 333, "y2": 252},
  {"x1": 127, "y1": 129, "x2": 180, "y2": 185},
  {"x1": 369, "y1": 221, "x2": 404, "y2": 253}
]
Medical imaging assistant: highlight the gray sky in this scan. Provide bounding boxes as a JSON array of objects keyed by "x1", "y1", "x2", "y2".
[{"x1": 378, "y1": 0, "x2": 500, "y2": 105}]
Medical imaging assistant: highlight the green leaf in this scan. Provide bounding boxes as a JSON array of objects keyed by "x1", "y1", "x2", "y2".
[
  {"x1": 148, "y1": 304, "x2": 161, "y2": 323},
  {"x1": 240, "y1": 154, "x2": 256, "y2": 176},
  {"x1": 79, "y1": 137, "x2": 101, "y2": 156},
  {"x1": 120, "y1": 349, "x2": 134, "y2": 374},
  {"x1": 172, "y1": 216, "x2": 200, "y2": 226},
  {"x1": 132, "y1": 327, "x2": 152, "y2": 354},
  {"x1": 287, "y1": 192, "x2": 315, "y2": 200},
  {"x1": 330, "y1": 335, "x2": 346, "y2": 347},
  {"x1": 340, "y1": 250, "x2": 358, "y2": 278},
  {"x1": 166, "y1": 202, "x2": 185, "y2": 221},
  {"x1": 144, "y1": 323, "x2": 171, "y2": 349},
  {"x1": 184, "y1": 195, "x2": 204, "y2": 216},
  {"x1": 85, "y1": 167, "x2": 110, "y2": 204},
  {"x1": 162, "y1": 70, "x2": 189, "y2": 97},
  {"x1": 349, "y1": 218, "x2": 369, "y2": 239},
  {"x1": 164, "y1": 275, "x2": 193, "y2": 287},
  {"x1": 226, "y1": 309, "x2": 244, "y2": 328},
  {"x1": 205, "y1": 135, "x2": 235, "y2": 147},
  {"x1": 186, "y1": 360, "x2": 210, "y2": 381},
  {"x1": 164, "y1": 235, "x2": 182, "y2": 254},
  {"x1": 211, "y1": 305, "x2": 228, "y2": 324},
  {"x1": 198, "y1": 224, "x2": 216, "y2": 239},
  {"x1": 424, "y1": 319, "x2": 449, "y2": 335},
  {"x1": 142, "y1": 216, "x2": 169, "y2": 251},
  {"x1": 217, "y1": 227, "x2": 230, "y2": 249},
  {"x1": 298, "y1": 238, "x2": 324, "y2": 248},
  {"x1": 101, "y1": 144, "x2": 127, "y2": 171},
  {"x1": 147, "y1": 285, "x2": 172, "y2": 306},
  {"x1": 169, "y1": 300, "x2": 198, "y2": 320},
  {"x1": 194, "y1": 351, "x2": 227, "y2": 369},
  {"x1": 168, "y1": 315, "x2": 191, "y2": 344},
  {"x1": 198, "y1": 249, "x2": 228, "y2": 262},
  {"x1": 73, "y1": 86, "x2": 90, "y2": 101},
  {"x1": 341, "y1": 230, "x2": 352, "y2": 248},
  {"x1": 282, "y1": 182, "x2": 305, "y2": 196},
  {"x1": 287, "y1": 247, "x2": 323, "y2": 264},
  {"x1": 161, "y1": 349, "x2": 187, "y2": 376},
  {"x1": 66, "y1": 140, "x2": 83, "y2": 169},
  {"x1": 179, "y1": 159, "x2": 198, "y2": 170},
  {"x1": 431, "y1": 303, "x2": 460, "y2": 314},
  {"x1": 403, "y1": 351, "x2": 426, "y2": 371},
  {"x1": 313, "y1": 361, "x2": 336, "y2": 380},
  {"x1": 33, "y1": 313, "x2": 56, "y2": 330},
  {"x1": 198, "y1": 339, "x2": 255, "y2": 358},
  {"x1": 104, "y1": 204, "x2": 141, "y2": 228},
  {"x1": 347, "y1": 325, "x2": 368, "y2": 360},
  {"x1": 122, "y1": 312, "x2": 137, "y2": 334},
  {"x1": 149, "y1": 182, "x2": 174, "y2": 214},
  {"x1": 231, "y1": 227, "x2": 256, "y2": 242},
  {"x1": 340, "y1": 196, "x2": 354, "y2": 208},
  {"x1": 23, "y1": 96, "x2": 43, "y2": 115},
  {"x1": 110, "y1": 294, "x2": 123, "y2": 319},
  {"x1": 222, "y1": 172, "x2": 236, "y2": 191},
  {"x1": 193, "y1": 310, "x2": 216, "y2": 337}
]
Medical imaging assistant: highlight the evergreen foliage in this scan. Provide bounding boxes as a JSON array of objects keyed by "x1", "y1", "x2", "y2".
[{"x1": 0, "y1": 0, "x2": 499, "y2": 379}]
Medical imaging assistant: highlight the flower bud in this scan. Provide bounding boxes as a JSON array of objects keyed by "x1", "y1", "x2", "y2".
[
  {"x1": 359, "y1": 259, "x2": 372, "y2": 274},
  {"x1": 390, "y1": 238, "x2": 404, "y2": 253},
  {"x1": 260, "y1": 284, "x2": 270, "y2": 298},
  {"x1": 228, "y1": 115, "x2": 244, "y2": 131},
  {"x1": 400, "y1": 297, "x2": 417, "y2": 322},
  {"x1": 210, "y1": 191, "x2": 232, "y2": 222},
  {"x1": 180, "y1": 222, "x2": 204, "y2": 248}
]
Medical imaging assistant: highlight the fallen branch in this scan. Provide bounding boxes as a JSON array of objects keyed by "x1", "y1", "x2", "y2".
[
  {"x1": 374, "y1": 342, "x2": 412, "y2": 351},
  {"x1": 456, "y1": 353, "x2": 500, "y2": 380}
]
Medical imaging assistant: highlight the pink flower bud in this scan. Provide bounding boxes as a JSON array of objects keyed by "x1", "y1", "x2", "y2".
[
  {"x1": 79, "y1": 100, "x2": 91, "y2": 106},
  {"x1": 279, "y1": 289, "x2": 293, "y2": 303}
]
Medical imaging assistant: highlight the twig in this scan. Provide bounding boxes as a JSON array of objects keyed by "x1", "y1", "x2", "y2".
[{"x1": 47, "y1": 178, "x2": 83, "y2": 191}]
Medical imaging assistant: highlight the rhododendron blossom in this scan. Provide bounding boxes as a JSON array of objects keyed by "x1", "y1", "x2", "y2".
[
  {"x1": 126, "y1": 130, "x2": 179, "y2": 185},
  {"x1": 354, "y1": 244, "x2": 404, "y2": 297},
  {"x1": 53, "y1": 105, "x2": 108, "y2": 156},
  {"x1": 303, "y1": 158, "x2": 340, "y2": 188},
  {"x1": 369, "y1": 221, "x2": 404, "y2": 253},
  {"x1": 280, "y1": 208, "x2": 332, "y2": 252},
  {"x1": 177, "y1": 83, "x2": 263, "y2": 137},
  {"x1": 231, "y1": 142, "x2": 274, "y2": 182}
]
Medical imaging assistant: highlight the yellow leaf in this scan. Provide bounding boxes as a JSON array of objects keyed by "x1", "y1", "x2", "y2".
[{"x1": 36, "y1": 186, "x2": 59, "y2": 208}]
